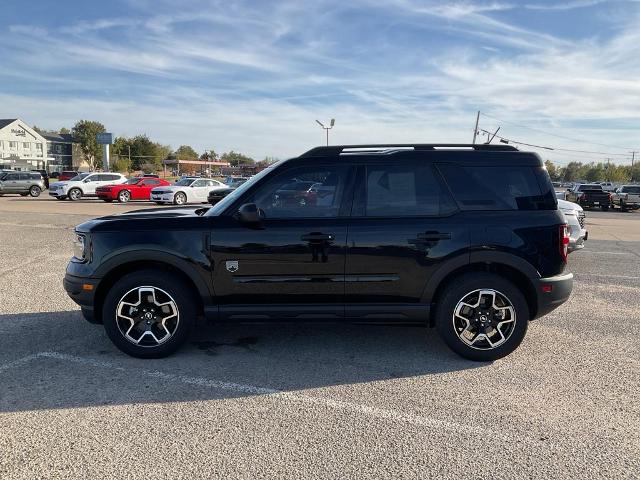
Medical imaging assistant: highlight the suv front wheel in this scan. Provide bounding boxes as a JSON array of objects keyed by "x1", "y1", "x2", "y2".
[
  {"x1": 102, "y1": 270, "x2": 196, "y2": 358},
  {"x1": 436, "y1": 273, "x2": 529, "y2": 361}
]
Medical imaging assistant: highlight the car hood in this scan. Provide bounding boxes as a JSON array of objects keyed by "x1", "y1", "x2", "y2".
[
  {"x1": 558, "y1": 198, "x2": 583, "y2": 213},
  {"x1": 76, "y1": 206, "x2": 211, "y2": 233},
  {"x1": 50, "y1": 180, "x2": 75, "y2": 188},
  {"x1": 151, "y1": 185, "x2": 186, "y2": 192}
]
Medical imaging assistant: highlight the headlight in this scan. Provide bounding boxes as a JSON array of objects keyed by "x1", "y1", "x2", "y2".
[{"x1": 73, "y1": 233, "x2": 87, "y2": 261}]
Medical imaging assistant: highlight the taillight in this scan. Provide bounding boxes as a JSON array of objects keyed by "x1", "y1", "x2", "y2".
[{"x1": 559, "y1": 224, "x2": 570, "y2": 262}]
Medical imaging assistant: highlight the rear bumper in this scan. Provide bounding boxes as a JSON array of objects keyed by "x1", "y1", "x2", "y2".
[
  {"x1": 63, "y1": 273, "x2": 101, "y2": 323},
  {"x1": 533, "y1": 273, "x2": 573, "y2": 319}
]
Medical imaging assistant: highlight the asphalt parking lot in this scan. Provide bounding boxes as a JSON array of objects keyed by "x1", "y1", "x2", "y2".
[{"x1": 0, "y1": 196, "x2": 638, "y2": 479}]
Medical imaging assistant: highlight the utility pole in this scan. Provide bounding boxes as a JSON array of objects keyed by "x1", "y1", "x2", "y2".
[
  {"x1": 630, "y1": 151, "x2": 637, "y2": 182},
  {"x1": 472, "y1": 110, "x2": 480, "y2": 144}
]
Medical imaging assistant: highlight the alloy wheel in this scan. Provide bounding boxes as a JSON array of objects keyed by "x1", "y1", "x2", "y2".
[
  {"x1": 116, "y1": 286, "x2": 180, "y2": 347},
  {"x1": 175, "y1": 192, "x2": 186, "y2": 205},
  {"x1": 452, "y1": 289, "x2": 516, "y2": 350},
  {"x1": 119, "y1": 190, "x2": 131, "y2": 203}
]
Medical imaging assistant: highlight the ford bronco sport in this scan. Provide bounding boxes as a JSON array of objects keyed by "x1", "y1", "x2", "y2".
[{"x1": 64, "y1": 144, "x2": 573, "y2": 361}]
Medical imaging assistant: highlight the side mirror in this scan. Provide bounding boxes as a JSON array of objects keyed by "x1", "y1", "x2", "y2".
[{"x1": 236, "y1": 203, "x2": 262, "y2": 224}]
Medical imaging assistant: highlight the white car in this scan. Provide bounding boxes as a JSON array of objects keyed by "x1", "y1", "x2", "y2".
[
  {"x1": 150, "y1": 177, "x2": 226, "y2": 205},
  {"x1": 558, "y1": 199, "x2": 587, "y2": 252},
  {"x1": 49, "y1": 172, "x2": 127, "y2": 201}
]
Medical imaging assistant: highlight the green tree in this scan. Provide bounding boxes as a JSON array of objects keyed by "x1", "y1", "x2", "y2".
[
  {"x1": 59, "y1": 127, "x2": 70, "y2": 134},
  {"x1": 72, "y1": 120, "x2": 106, "y2": 171},
  {"x1": 200, "y1": 149, "x2": 218, "y2": 161},
  {"x1": 174, "y1": 145, "x2": 199, "y2": 160},
  {"x1": 584, "y1": 163, "x2": 606, "y2": 182},
  {"x1": 544, "y1": 159, "x2": 560, "y2": 181},
  {"x1": 220, "y1": 150, "x2": 255, "y2": 167},
  {"x1": 561, "y1": 162, "x2": 584, "y2": 182}
]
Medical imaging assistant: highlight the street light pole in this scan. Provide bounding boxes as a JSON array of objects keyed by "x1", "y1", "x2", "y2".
[{"x1": 315, "y1": 119, "x2": 335, "y2": 146}]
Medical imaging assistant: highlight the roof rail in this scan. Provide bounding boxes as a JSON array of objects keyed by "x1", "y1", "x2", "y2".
[{"x1": 300, "y1": 143, "x2": 518, "y2": 157}]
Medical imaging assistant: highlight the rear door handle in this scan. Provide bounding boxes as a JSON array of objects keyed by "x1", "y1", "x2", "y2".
[
  {"x1": 301, "y1": 233, "x2": 334, "y2": 242},
  {"x1": 417, "y1": 231, "x2": 451, "y2": 241}
]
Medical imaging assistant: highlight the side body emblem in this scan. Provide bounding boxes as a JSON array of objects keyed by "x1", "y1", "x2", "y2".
[{"x1": 226, "y1": 260, "x2": 239, "y2": 273}]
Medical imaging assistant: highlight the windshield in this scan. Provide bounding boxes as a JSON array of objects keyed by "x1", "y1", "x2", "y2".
[
  {"x1": 623, "y1": 186, "x2": 640, "y2": 194},
  {"x1": 124, "y1": 178, "x2": 142, "y2": 185},
  {"x1": 68, "y1": 172, "x2": 91, "y2": 182},
  {"x1": 174, "y1": 178, "x2": 195, "y2": 186},
  {"x1": 206, "y1": 161, "x2": 283, "y2": 216}
]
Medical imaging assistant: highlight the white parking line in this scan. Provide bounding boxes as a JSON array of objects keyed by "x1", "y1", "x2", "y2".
[
  {"x1": 1, "y1": 351, "x2": 553, "y2": 448},
  {"x1": 581, "y1": 251, "x2": 630, "y2": 255},
  {"x1": 576, "y1": 273, "x2": 640, "y2": 280}
]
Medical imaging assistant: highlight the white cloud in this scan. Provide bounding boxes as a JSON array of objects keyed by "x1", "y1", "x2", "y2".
[{"x1": 2, "y1": 0, "x2": 640, "y2": 165}]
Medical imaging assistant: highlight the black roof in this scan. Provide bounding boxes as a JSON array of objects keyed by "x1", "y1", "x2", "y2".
[
  {"x1": 0, "y1": 119, "x2": 18, "y2": 129},
  {"x1": 300, "y1": 144, "x2": 519, "y2": 157},
  {"x1": 42, "y1": 133, "x2": 74, "y2": 142}
]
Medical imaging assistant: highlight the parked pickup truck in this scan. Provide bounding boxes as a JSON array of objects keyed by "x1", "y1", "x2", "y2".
[
  {"x1": 564, "y1": 183, "x2": 612, "y2": 211},
  {"x1": 612, "y1": 185, "x2": 640, "y2": 211}
]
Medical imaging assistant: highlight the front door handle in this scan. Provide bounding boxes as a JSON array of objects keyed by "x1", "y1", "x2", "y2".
[
  {"x1": 417, "y1": 231, "x2": 451, "y2": 241},
  {"x1": 301, "y1": 233, "x2": 334, "y2": 242}
]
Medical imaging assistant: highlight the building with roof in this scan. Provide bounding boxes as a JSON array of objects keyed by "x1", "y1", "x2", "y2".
[
  {"x1": 42, "y1": 132, "x2": 75, "y2": 171},
  {"x1": 0, "y1": 119, "x2": 49, "y2": 170}
]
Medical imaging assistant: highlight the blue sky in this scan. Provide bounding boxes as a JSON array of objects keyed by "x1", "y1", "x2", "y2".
[{"x1": 2, "y1": 0, "x2": 639, "y2": 163}]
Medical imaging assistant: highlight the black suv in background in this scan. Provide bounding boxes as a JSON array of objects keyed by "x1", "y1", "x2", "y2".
[{"x1": 64, "y1": 144, "x2": 573, "y2": 361}]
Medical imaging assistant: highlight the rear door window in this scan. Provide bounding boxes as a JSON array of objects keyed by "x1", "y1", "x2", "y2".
[
  {"x1": 437, "y1": 164, "x2": 556, "y2": 211},
  {"x1": 363, "y1": 162, "x2": 457, "y2": 217}
]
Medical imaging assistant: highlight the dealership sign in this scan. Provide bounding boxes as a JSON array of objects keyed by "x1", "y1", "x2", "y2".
[
  {"x1": 11, "y1": 128, "x2": 26, "y2": 137},
  {"x1": 96, "y1": 133, "x2": 113, "y2": 144}
]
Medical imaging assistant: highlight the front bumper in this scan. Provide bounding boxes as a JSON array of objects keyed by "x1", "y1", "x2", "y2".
[
  {"x1": 96, "y1": 191, "x2": 116, "y2": 200},
  {"x1": 63, "y1": 273, "x2": 101, "y2": 323},
  {"x1": 49, "y1": 188, "x2": 68, "y2": 197},
  {"x1": 533, "y1": 273, "x2": 573, "y2": 319},
  {"x1": 150, "y1": 192, "x2": 174, "y2": 202}
]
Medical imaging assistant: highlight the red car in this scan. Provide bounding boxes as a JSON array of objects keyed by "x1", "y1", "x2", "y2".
[
  {"x1": 58, "y1": 171, "x2": 79, "y2": 181},
  {"x1": 96, "y1": 177, "x2": 171, "y2": 203}
]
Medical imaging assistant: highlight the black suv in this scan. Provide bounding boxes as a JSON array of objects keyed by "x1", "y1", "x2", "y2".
[{"x1": 64, "y1": 144, "x2": 573, "y2": 361}]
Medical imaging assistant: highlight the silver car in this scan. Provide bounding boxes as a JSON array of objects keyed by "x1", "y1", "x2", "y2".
[
  {"x1": 558, "y1": 199, "x2": 587, "y2": 252},
  {"x1": 0, "y1": 171, "x2": 46, "y2": 197}
]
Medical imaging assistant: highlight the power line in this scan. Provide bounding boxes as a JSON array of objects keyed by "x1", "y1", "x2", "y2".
[
  {"x1": 486, "y1": 131, "x2": 632, "y2": 159},
  {"x1": 480, "y1": 112, "x2": 638, "y2": 152}
]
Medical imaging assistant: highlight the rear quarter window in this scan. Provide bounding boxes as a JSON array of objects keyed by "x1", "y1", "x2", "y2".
[{"x1": 437, "y1": 164, "x2": 557, "y2": 211}]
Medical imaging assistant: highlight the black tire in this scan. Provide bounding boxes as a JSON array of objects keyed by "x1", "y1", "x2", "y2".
[
  {"x1": 601, "y1": 205, "x2": 609, "y2": 211},
  {"x1": 29, "y1": 186, "x2": 41, "y2": 197},
  {"x1": 435, "y1": 273, "x2": 529, "y2": 361},
  {"x1": 68, "y1": 188, "x2": 82, "y2": 201},
  {"x1": 173, "y1": 192, "x2": 187, "y2": 205},
  {"x1": 118, "y1": 190, "x2": 131, "y2": 203},
  {"x1": 102, "y1": 270, "x2": 196, "y2": 358},
  {"x1": 620, "y1": 201, "x2": 627, "y2": 212}
]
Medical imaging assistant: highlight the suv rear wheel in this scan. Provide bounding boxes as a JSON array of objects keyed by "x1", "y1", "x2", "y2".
[
  {"x1": 102, "y1": 270, "x2": 196, "y2": 358},
  {"x1": 29, "y1": 186, "x2": 41, "y2": 197},
  {"x1": 436, "y1": 273, "x2": 529, "y2": 361}
]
